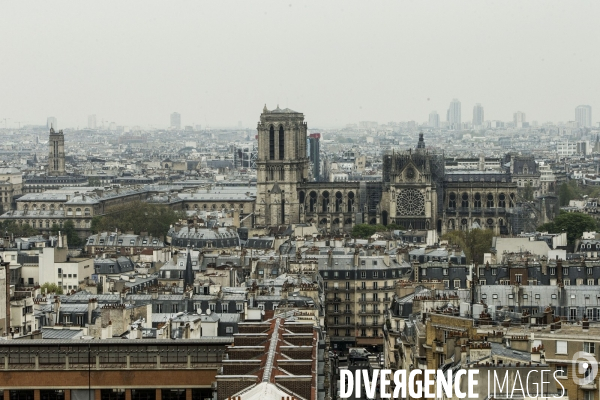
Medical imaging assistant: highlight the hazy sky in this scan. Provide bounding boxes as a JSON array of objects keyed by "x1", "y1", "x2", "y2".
[{"x1": 1, "y1": 1, "x2": 599, "y2": 129}]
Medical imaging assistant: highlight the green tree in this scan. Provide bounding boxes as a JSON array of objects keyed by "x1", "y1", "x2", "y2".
[
  {"x1": 523, "y1": 182, "x2": 534, "y2": 201},
  {"x1": 91, "y1": 201, "x2": 183, "y2": 237},
  {"x1": 62, "y1": 220, "x2": 82, "y2": 247},
  {"x1": 88, "y1": 178, "x2": 101, "y2": 186},
  {"x1": 40, "y1": 282, "x2": 63, "y2": 295},
  {"x1": 351, "y1": 223, "x2": 387, "y2": 238},
  {"x1": 442, "y1": 228, "x2": 495, "y2": 264},
  {"x1": 0, "y1": 221, "x2": 38, "y2": 237},
  {"x1": 537, "y1": 211, "x2": 598, "y2": 244},
  {"x1": 558, "y1": 181, "x2": 579, "y2": 206},
  {"x1": 50, "y1": 224, "x2": 60, "y2": 235}
]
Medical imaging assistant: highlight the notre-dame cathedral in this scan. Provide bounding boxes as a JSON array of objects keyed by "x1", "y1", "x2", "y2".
[{"x1": 255, "y1": 106, "x2": 545, "y2": 235}]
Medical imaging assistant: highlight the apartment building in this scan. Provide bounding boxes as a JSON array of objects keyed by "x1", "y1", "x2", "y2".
[{"x1": 318, "y1": 247, "x2": 411, "y2": 352}]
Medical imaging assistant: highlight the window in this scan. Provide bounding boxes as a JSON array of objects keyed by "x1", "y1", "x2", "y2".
[
  {"x1": 515, "y1": 274, "x2": 522, "y2": 284},
  {"x1": 588, "y1": 279, "x2": 595, "y2": 285},
  {"x1": 492, "y1": 294, "x2": 498, "y2": 299},
  {"x1": 443, "y1": 268, "x2": 448, "y2": 276},
  {"x1": 563, "y1": 267, "x2": 569, "y2": 275},
  {"x1": 345, "y1": 282, "x2": 350, "y2": 290},
  {"x1": 535, "y1": 294, "x2": 541, "y2": 299},
  {"x1": 550, "y1": 267, "x2": 556, "y2": 275},
  {"x1": 323, "y1": 272, "x2": 328, "y2": 278},
  {"x1": 443, "y1": 280, "x2": 449, "y2": 289},
  {"x1": 324, "y1": 282, "x2": 328, "y2": 289},
  {"x1": 479, "y1": 279, "x2": 486, "y2": 285},
  {"x1": 492, "y1": 268, "x2": 497, "y2": 276},
  {"x1": 172, "y1": 304, "x2": 178, "y2": 313},
  {"x1": 555, "y1": 365, "x2": 567, "y2": 377},
  {"x1": 453, "y1": 279, "x2": 460, "y2": 289},
  {"x1": 209, "y1": 303, "x2": 215, "y2": 311},
  {"x1": 222, "y1": 304, "x2": 228, "y2": 312},
  {"x1": 556, "y1": 341, "x2": 568, "y2": 355},
  {"x1": 584, "y1": 342, "x2": 595, "y2": 354},
  {"x1": 361, "y1": 282, "x2": 366, "y2": 289},
  {"x1": 373, "y1": 282, "x2": 378, "y2": 289},
  {"x1": 523, "y1": 294, "x2": 528, "y2": 300},
  {"x1": 564, "y1": 279, "x2": 571, "y2": 286},
  {"x1": 508, "y1": 294, "x2": 514, "y2": 299},
  {"x1": 156, "y1": 304, "x2": 162, "y2": 313},
  {"x1": 346, "y1": 271, "x2": 350, "y2": 278},
  {"x1": 587, "y1": 267, "x2": 593, "y2": 275},
  {"x1": 551, "y1": 294, "x2": 557, "y2": 299},
  {"x1": 361, "y1": 271, "x2": 366, "y2": 279},
  {"x1": 373, "y1": 271, "x2": 378, "y2": 278}
]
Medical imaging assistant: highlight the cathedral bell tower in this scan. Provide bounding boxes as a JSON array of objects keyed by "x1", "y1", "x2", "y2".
[{"x1": 255, "y1": 105, "x2": 309, "y2": 226}]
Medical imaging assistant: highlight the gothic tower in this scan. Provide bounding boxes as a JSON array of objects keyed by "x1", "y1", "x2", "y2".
[
  {"x1": 48, "y1": 127, "x2": 65, "y2": 176},
  {"x1": 255, "y1": 105, "x2": 308, "y2": 226}
]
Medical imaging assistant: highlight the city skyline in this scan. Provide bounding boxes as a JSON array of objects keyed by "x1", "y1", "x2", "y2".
[{"x1": 1, "y1": 1, "x2": 600, "y2": 128}]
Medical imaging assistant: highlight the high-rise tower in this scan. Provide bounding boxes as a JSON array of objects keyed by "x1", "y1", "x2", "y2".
[
  {"x1": 255, "y1": 105, "x2": 308, "y2": 226},
  {"x1": 447, "y1": 99, "x2": 461, "y2": 129},
  {"x1": 575, "y1": 105, "x2": 592, "y2": 128},
  {"x1": 48, "y1": 127, "x2": 65, "y2": 176},
  {"x1": 473, "y1": 103, "x2": 484, "y2": 127}
]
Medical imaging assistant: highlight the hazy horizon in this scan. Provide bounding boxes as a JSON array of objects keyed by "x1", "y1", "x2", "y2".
[{"x1": 1, "y1": 1, "x2": 599, "y2": 129}]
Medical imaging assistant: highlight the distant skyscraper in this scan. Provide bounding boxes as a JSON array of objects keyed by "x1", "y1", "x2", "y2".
[
  {"x1": 170, "y1": 112, "x2": 181, "y2": 129},
  {"x1": 428, "y1": 111, "x2": 440, "y2": 128},
  {"x1": 88, "y1": 114, "x2": 97, "y2": 129},
  {"x1": 513, "y1": 111, "x2": 526, "y2": 127},
  {"x1": 473, "y1": 103, "x2": 484, "y2": 127},
  {"x1": 46, "y1": 117, "x2": 57, "y2": 130},
  {"x1": 575, "y1": 105, "x2": 592, "y2": 128},
  {"x1": 447, "y1": 99, "x2": 461, "y2": 129}
]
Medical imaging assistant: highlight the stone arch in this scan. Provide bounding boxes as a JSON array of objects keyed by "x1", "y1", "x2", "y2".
[
  {"x1": 473, "y1": 193, "x2": 482, "y2": 208},
  {"x1": 335, "y1": 191, "x2": 343, "y2": 213},
  {"x1": 278, "y1": 125, "x2": 284, "y2": 160},
  {"x1": 309, "y1": 191, "x2": 317, "y2": 212},
  {"x1": 486, "y1": 193, "x2": 494, "y2": 208},
  {"x1": 498, "y1": 193, "x2": 506, "y2": 208},
  {"x1": 347, "y1": 191, "x2": 355, "y2": 213},
  {"x1": 461, "y1": 193, "x2": 469, "y2": 208},
  {"x1": 448, "y1": 192, "x2": 456, "y2": 208},
  {"x1": 269, "y1": 125, "x2": 275, "y2": 160},
  {"x1": 322, "y1": 191, "x2": 330, "y2": 213}
]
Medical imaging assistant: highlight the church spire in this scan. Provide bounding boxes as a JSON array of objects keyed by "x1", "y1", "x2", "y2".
[{"x1": 417, "y1": 132, "x2": 425, "y2": 149}]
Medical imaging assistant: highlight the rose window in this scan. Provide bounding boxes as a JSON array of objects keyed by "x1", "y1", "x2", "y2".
[{"x1": 396, "y1": 189, "x2": 425, "y2": 216}]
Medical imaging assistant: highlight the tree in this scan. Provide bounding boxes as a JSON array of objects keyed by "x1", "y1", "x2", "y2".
[
  {"x1": 91, "y1": 201, "x2": 184, "y2": 238},
  {"x1": 558, "y1": 181, "x2": 579, "y2": 206},
  {"x1": 62, "y1": 220, "x2": 82, "y2": 247},
  {"x1": 351, "y1": 224, "x2": 386, "y2": 238},
  {"x1": 442, "y1": 228, "x2": 495, "y2": 264},
  {"x1": 40, "y1": 282, "x2": 63, "y2": 295},
  {"x1": 538, "y1": 211, "x2": 598, "y2": 245},
  {"x1": 88, "y1": 178, "x2": 101, "y2": 186},
  {"x1": 523, "y1": 182, "x2": 534, "y2": 201},
  {"x1": 0, "y1": 221, "x2": 38, "y2": 237}
]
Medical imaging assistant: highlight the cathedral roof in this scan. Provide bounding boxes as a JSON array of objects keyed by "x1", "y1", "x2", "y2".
[{"x1": 264, "y1": 104, "x2": 299, "y2": 114}]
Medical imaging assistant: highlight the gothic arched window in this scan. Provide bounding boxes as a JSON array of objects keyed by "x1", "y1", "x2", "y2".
[
  {"x1": 279, "y1": 125, "x2": 284, "y2": 160},
  {"x1": 269, "y1": 125, "x2": 275, "y2": 160}
]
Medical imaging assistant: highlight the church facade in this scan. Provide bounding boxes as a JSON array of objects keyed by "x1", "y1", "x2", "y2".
[{"x1": 255, "y1": 106, "x2": 527, "y2": 236}]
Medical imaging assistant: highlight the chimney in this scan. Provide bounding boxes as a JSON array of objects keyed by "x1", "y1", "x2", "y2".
[
  {"x1": 88, "y1": 298, "x2": 97, "y2": 323},
  {"x1": 53, "y1": 296, "x2": 61, "y2": 324}
]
